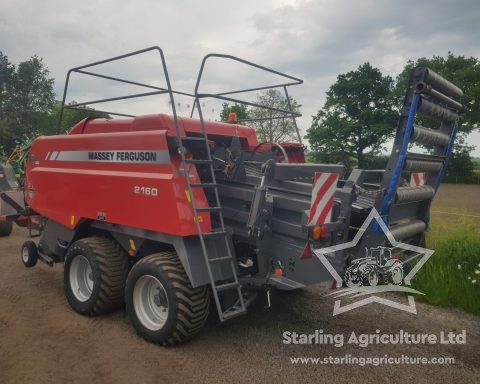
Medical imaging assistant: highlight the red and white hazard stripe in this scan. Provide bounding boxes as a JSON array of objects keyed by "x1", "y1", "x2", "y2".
[
  {"x1": 410, "y1": 172, "x2": 427, "y2": 187},
  {"x1": 308, "y1": 172, "x2": 338, "y2": 225}
]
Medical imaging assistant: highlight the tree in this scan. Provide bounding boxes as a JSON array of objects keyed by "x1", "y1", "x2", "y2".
[
  {"x1": 45, "y1": 101, "x2": 110, "y2": 135},
  {"x1": 0, "y1": 52, "x2": 15, "y2": 150},
  {"x1": 220, "y1": 103, "x2": 249, "y2": 123},
  {"x1": 11, "y1": 55, "x2": 55, "y2": 116},
  {"x1": 447, "y1": 145, "x2": 475, "y2": 177},
  {"x1": 396, "y1": 54, "x2": 480, "y2": 176},
  {"x1": 0, "y1": 53, "x2": 55, "y2": 152},
  {"x1": 0, "y1": 52, "x2": 15, "y2": 121},
  {"x1": 307, "y1": 63, "x2": 398, "y2": 168},
  {"x1": 248, "y1": 89, "x2": 301, "y2": 144}
]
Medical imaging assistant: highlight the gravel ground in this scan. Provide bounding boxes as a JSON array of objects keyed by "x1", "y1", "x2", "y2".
[{"x1": 1, "y1": 226, "x2": 479, "y2": 384}]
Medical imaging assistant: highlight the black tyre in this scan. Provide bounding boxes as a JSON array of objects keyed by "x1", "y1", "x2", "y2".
[
  {"x1": 125, "y1": 252, "x2": 210, "y2": 346},
  {"x1": 344, "y1": 263, "x2": 363, "y2": 287},
  {"x1": 21, "y1": 240, "x2": 38, "y2": 268},
  {"x1": 362, "y1": 264, "x2": 379, "y2": 286},
  {"x1": 64, "y1": 237, "x2": 128, "y2": 316},
  {"x1": 0, "y1": 221, "x2": 13, "y2": 237}
]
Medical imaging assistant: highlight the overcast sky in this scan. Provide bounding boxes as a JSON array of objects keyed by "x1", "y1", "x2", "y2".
[{"x1": 1, "y1": 0, "x2": 480, "y2": 155}]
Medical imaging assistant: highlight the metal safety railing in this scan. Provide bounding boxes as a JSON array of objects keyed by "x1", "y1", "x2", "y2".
[{"x1": 192, "y1": 53, "x2": 303, "y2": 143}]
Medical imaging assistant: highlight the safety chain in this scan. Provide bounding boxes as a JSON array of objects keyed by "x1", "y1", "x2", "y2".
[{"x1": 354, "y1": 183, "x2": 386, "y2": 197}]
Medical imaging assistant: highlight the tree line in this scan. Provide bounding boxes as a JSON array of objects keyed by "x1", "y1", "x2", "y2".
[{"x1": 0, "y1": 52, "x2": 106, "y2": 161}]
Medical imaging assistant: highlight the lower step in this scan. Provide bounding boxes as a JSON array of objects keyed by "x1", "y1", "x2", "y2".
[
  {"x1": 222, "y1": 307, "x2": 247, "y2": 321},
  {"x1": 216, "y1": 282, "x2": 240, "y2": 292}
]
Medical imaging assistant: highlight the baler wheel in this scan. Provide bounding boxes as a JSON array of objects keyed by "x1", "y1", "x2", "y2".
[
  {"x1": 64, "y1": 237, "x2": 128, "y2": 316},
  {"x1": 0, "y1": 221, "x2": 13, "y2": 237},
  {"x1": 125, "y1": 252, "x2": 210, "y2": 346},
  {"x1": 21, "y1": 240, "x2": 38, "y2": 268}
]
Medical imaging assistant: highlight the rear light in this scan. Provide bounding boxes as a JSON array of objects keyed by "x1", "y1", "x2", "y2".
[
  {"x1": 274, "y1": 267, "x2": 283, "y2": 277},
  {"x1": 312, "y1": 225, "x2": 328, "y2": 240}
]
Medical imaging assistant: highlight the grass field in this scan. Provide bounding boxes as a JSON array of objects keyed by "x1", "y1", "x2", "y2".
[{"x1": 413, "y1": 183, "x2": 480, "y2": 315}]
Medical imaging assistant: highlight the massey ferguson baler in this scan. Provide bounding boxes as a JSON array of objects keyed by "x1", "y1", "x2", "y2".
[{"x1": 0, "y1": 47, "x2": 463, "y2": 345}]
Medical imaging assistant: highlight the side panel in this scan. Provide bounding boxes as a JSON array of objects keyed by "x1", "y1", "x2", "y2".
[{"x1": 26, "y1": 130, "x2": 212, "y2": 236}]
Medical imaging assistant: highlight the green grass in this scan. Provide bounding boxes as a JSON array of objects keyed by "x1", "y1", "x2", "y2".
[{"x1": 412, "y1": 217, "x2": 480, "y2": 315}]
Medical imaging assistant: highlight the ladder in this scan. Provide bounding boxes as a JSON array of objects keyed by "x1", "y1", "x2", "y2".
[
  {"x1": 363, "y1": 67, "x2": 462, "y2": 246},
  {"x1": 174, "y1": 116, "x2": 247, "y2": 322}
]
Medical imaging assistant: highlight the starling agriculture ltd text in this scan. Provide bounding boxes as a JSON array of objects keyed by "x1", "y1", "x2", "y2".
[{"x1": 282, "y1": 330, "x2": 467, "y2": 348}]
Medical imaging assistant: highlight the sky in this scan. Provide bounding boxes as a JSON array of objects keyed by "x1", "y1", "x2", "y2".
[{"x1": 1, "y1": 0, "x2": 480, "y2": 155}]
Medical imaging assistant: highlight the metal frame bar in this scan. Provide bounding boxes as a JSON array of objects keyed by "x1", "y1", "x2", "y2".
[
  {"x1": 57, "y1": 46, "x2": 194, "y2": 133},
  {"x1": 67, "y1": 90, "x2": 168, "y2": 108},
  {"x1": 74, "y1": 69, "x2": 166, "y2": 91},
  {"x1": 196, "y1": 93, "x2": 302, "y2": 116},
  {"x1": 379, "y1": 95, "x2": 420, "y2": 222},
  {"x1": 192, "y1": 53, "x2": 303, "y2": 144},
  {"x1": 65, "y1": 106, "x2": 135, "y2": 118}
]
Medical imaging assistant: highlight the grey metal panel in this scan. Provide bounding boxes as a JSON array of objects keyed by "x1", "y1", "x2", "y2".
[
  {"x1": 217, "y1": 180, "x2": 311, "y2": 216},
  {"x1": 217, "y1": 183, "x2": 254, "y2": 201},
  {"x1": 221, "y1": 206, "x2": 305, "y2": 240},
  {"x1": 272, "y1": 163, "x2": 345, "y2": 181},
  {"x1": 0, "y1": 164, "x2": 19, "y2": 191},
  {"x1": 0, "y1": 190, "x2": 24, "y2": 216},
  {"x1": 273, "y1": 194, "x2": 310, "y2": 212},
  {"x1": 38, "y1": 219, "x2": 76, "y2": 259}
]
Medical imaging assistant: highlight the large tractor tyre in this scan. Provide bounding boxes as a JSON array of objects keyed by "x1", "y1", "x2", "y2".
[
  {"x1": 0, "y1": 221, "x2": 13, "y2": 237},
  {"x1": 64, "y1": 237, "x2": 128, "y2": 316},
  {"x1": 125, "y1": 252, "x2": 210, "y2": 346}
]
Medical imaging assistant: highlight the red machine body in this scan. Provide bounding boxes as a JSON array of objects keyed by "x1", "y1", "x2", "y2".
[{"x1": 25, "y1": 114, "x2": 262, "y2": 236}]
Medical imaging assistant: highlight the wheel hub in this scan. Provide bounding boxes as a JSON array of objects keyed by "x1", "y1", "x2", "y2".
[
  {"x1": 69, "y1": 255, "x2": 94, "y2": 302},
  {"x1": 22, "y1": 247, "x2": 29, "y2": 263},
  {"x1": 133, "y1": 275, "x2": 169, "y2": 331}
]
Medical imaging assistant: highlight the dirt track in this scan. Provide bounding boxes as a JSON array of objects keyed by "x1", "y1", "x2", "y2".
[{"x1": 1, "y1": 226, "x2": 479, "y2": 384}]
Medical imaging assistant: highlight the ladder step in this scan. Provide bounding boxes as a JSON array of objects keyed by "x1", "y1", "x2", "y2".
[
  {"x1": 190, "y1": 183, "x2": 217, "y2": 188},
  {"x1": 197, "y1": 206, "x2": 222, "y2": 212},
  {"x1": 185, "y1": 159, "x2": 212, "y2": 164},
  {"x1": 209, "y1": 256, "x2": 232, "y2": 263},
  {"x1": 222, "y1": 307, "x2": 247, "y2": 320},
  {"x1": 216, "y1": 282, "x2": 240, "y2": 292},
  {"x1": 202, "y1": 229, "x2": 227, "y2": 237},
  {"x1": 182, "y1": 136, "x2": 206, "y2": 141}
]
